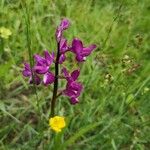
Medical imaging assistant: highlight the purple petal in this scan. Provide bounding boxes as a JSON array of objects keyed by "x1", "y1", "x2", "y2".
[
  {"x1": 24, "y1": 62, "x2": 30, "y2": 70},
  {"x1": 22, "y1": 63, "x2": 31, "y2": 77},
  {"x1": 63, "y1": 81, "x2": 83, "y2": 98},
  {"x1": 44, "y1": 50, "x2": 55, "y2": 65},
  {"x1": 22, "y1": 70, "x2": 31, "y2": 77},
  {"x1": 71, "y1": 38, "x2": 83, "y2": 54},
  {"x1": 59, "y1": 54, "x2": 66, "y2": 64},
  {"x1": 34, "y1": 65, "x2": 49, "y2": 74},
  {"x1": 76, "y1": 55, "x2": 85, "y2": 62},
  {"x1": 82, "y1": 44, "x2": 96, "y2": 56},
  {"x1": 34, "y1": 54, "x2": 46, "y2": 65},
  {"x1": 60, "y1": 18, "x2": 70, "y2": 30},
  {"x1": 63, "y1": 90, "x2": 76, "y2": 98},
  {"x1": 70, "y1": 82, "x2": 83, "y2": 97},
  {"x1": 60, "y1": 38, "x2": 69, "y2": 53},
  {"x1": 43, "y1": 72, "x2": 55, "y2": 85},
  {"x1": 70, "y1": 97, "x2": 79, "y2": 105},
  {"x1": 55, "y1": 28, "x2": 61, "y2": 42},
  {"x1": 55, "y1": 19, "x2": 70, "y2": 42},
  {"x1": 71, "y1": 69, "x2": 80, "y2": 81},
  {"x1": 61, "y1": 67, "x2": 69, "y2": 78}
]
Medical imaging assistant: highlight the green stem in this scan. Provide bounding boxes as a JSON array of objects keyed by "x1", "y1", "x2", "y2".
[{"x1": 51, "y1": 42, "x2": 60, "y2": 117}]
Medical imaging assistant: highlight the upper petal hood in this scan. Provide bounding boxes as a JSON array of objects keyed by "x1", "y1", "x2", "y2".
[
  {"x1": 60, "y1": 38, "x2": 69, "y2": 54},
  {"x1": 71, "y1": 38, "x2": 83, "y2": 54}
]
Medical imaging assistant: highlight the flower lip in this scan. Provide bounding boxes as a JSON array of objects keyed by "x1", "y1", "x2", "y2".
[
  {"x1": 43, "y1": 72, "x2": 55, "y2": 85},
  {"x1": 70, "y1": 97, "x2": 79, "y2": 104},
  {"x1": 64, "y1": 81, "x2": 83, "y2": 98}
]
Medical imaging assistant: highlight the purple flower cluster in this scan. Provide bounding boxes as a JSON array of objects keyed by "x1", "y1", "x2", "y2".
[{"x1": 22, "y1": 19, "x2": 96, "y2": 105}]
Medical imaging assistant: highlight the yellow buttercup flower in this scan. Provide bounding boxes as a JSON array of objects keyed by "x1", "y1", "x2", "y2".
[
  {"x1": 0, "y1": 27, "x2": 12, "y2": 39},
  {"x1": 49, "y1": 116, "x2": 66, "y2": 132}
]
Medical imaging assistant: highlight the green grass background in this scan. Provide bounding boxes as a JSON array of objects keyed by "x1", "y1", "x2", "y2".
[{"x1": 0, "y1": 0, "x2": 150, "y2": 149}]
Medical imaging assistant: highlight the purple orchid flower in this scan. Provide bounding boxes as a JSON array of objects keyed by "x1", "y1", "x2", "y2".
[
  {"x1": 22, "y1": 62, "x2": 41, "y2": 85},
  {"x1": 33, "y1": 50, "x2": 55, "y2": 85},
  {"x1": 64, "y1": 81, "x2": 83, "y2": 104},
  {"x1": 34, "y1": 50, "x2": 54, "y2": 74},
  {"x1": 60, "y1": 38, "x2": 69, "y2": 54},
  {"x1": 71, "y1": 38, "x2": 96, "y2": 62},
  {"x1": 56, "y1": 18, "x2": 70, "y2": 42},
  {"x1": 62, "y1": 67, "x2": 83, "y2": 104}
]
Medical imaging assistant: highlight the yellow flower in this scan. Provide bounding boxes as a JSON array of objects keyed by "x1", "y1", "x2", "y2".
[
  {"x1": 49, "y1": 116, "x2": 66, "y2": 132},
  {"x1": 0, "y1": 27, "x2": 12, "y2": 39}
]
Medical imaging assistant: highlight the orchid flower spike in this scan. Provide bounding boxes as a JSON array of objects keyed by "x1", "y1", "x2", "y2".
[{"x1": 22, "y1": 18, "x2": 96, "y2": 117}]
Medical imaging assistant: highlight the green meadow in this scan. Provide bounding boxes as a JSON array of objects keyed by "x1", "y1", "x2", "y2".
[{"x1": 0, "y1": 0, "x2": 150, "y2": 149}]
